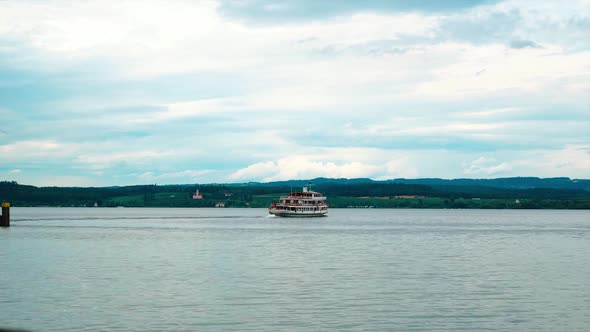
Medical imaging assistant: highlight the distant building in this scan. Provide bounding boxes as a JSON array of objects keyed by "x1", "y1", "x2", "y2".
[
  {"x1": 224, "y1": 192, "x2": 233, "y2": 197},
  {"x1": 192, "y1": 189, "x2": 203, "y2": 199},
  {"x1": 215, "y1": 202, "x2": 225, "y2": 208},
  {"x1": 515, "y1": 199, "x2": 520, "y2": 204},
  {"x1": 394, "y1": 195, "x2": 422, "y2": 199}
]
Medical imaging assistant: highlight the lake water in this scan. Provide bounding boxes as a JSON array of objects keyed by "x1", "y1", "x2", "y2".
[{"x1": 1, "y1": 208, "x2": 589, "y2": 331}]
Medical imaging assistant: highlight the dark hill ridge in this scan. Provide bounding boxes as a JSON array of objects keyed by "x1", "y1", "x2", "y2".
[
  {"x1": 389, "y1": 177, "x2": 590, "y2": 190},
  {"x1": 1, "y1": 177, "x2": 589, "y2": 208},
  {"x1": 249, "y1": 177, "x2": 590, "y2": 191}
]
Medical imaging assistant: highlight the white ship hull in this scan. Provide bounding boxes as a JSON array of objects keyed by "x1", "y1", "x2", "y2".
[{"x1": 269, "y1": 207, "x2": 328, "y2": 217}]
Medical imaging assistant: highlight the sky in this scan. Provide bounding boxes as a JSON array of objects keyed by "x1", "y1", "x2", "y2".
[{"x1": 0, "y1": 0, "x2": 589, "y2": 186}]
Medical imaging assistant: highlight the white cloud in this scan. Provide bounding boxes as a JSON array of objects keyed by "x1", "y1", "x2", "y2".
[
  {"x1": 463, "y1": 157, "x2": 512, "y2": 176},
  {"x1": 228, "y1": 157, "x2": 381, "y2": 181},
  {"x1": 0, "y1": 140, "x2": 61, "y2": 152},
  {"x1": 129, "y1": 98, "x2": 238, "y2": 123},
  {"x1": 455, "y1": 107, "x2": 524, "y2": 118},
  {"x1": 75, "y1": 150, "x2": 173, "y2": 170},
  {"x1": 137, "y1": 169, "x2": 214, "y2": 183},
  {"x1": 0, "y1": 140, "x2": 78, "y2": 162},
  {"x1": 409, "y1": 44, "x2": 590, "y2": 99},
  {"x1": 382, "y1": 159, "x2": 420, "y2": 179},
  {"x1": 2, "y1": 1, "x2": 588, "y2": 108},
  {"x1": 514, "y1": 145, "x2": 590, "y2": 178},
  {"x1": 0, "y1": 1, "x2": 588, "y2": 186},
  {"x1": 0, "y1": 2, "x2": 438, "y2": 77},
  {"x1": 228, "y1": 154, "x2": 420, "y2": 182},
  {"x1": 227, "y1": 161, "x2": 278, "y2": 181}
]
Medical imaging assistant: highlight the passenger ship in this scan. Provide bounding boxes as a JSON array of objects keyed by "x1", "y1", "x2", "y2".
[{"x1": 269, "y1": 186, "x2": 328, "y2": 217}]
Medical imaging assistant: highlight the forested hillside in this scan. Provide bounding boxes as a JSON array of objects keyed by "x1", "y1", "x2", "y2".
[{"x1": 1, "y1": 179, "x2": 589, "y2": 209}]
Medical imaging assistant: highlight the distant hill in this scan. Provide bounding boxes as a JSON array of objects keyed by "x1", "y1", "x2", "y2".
[
  {"x1": 249, "y1": 177, "x2": 590, "y2": 191},
  {"x1": 388, "y1": 177, "x2": 590, "y2": 191},
  {"x1": 1, "y1": 177, "x2": 589, "y2": 209}
]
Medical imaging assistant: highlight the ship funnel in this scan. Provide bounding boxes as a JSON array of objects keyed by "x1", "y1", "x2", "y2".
[{"x1": 302, "y1": 186, "x2": 308, "y2": 192}]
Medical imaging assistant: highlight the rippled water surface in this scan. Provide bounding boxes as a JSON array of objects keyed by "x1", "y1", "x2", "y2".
[{"x1": 1, "y1": 208, "x2": 589, "y2": 331}]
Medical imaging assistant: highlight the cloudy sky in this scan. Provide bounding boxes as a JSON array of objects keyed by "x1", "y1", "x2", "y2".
[{"x1": 0, "y1": 0, "x2": 589, "y2": 186}]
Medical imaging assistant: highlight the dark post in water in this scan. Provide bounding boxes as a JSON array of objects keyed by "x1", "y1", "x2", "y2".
[{"x1": 1, "y1": 202, "x2": 9, "y2": 227}]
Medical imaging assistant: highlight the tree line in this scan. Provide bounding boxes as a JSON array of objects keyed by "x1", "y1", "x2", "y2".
[{"x1": 1, "y1": 180, "x2": 588, "y2": 209}]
